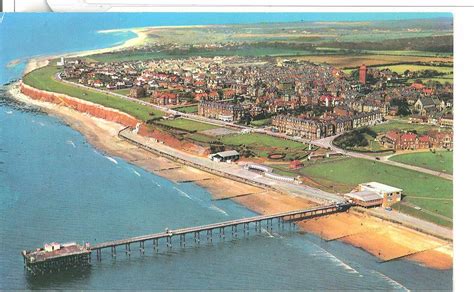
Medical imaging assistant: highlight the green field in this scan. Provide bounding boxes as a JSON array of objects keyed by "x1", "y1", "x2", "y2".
[
  {"x1": 112, "y1": 88, "x2": 131, "y2": 96},
  {"x1": 156, "y1": 118, "x2": 218, "y2": 132},
  {"x1": 300, "y1": 157, "x2": 452, "y2": 225},
  {"x1": 175, "y1": 105, "x2": 198, "y2": 113},
  {"x1": 220, "y1": 133, "x2": 309, "y2": 160},
  {"x1": 371, "y1": 120, "x2": 441, "y2": 134},
  {"x1": 390, "y1": 151, "x2": 453, "y2": 174},
  {"x1": 373, "y1": 64, "x2": 453, "y2": 74},
  {"x1": 250, "y1": 118, "x2": 272, "y2": 127},
  {"x1": 23, "y1": 65, "x2": 164, "y2": 121},
  {"x1": 221, "y1": 133, "x2": 305, "y2": 149},
  {"x1": 89, "y1": 47, "x2": 316, "y2": 62}
]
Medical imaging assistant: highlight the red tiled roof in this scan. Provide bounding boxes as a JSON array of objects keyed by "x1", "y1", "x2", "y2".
[{"x1": 401, "y1": 133, "x2": 417, "y2": 141}]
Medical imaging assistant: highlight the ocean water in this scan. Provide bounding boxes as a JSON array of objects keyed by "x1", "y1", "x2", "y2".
[{"x1": 0, "y1": 13, "x2": 452, "y2": 290}]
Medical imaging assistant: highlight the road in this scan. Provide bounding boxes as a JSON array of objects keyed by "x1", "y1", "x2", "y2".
[
  {"x1": 57, "y1": 74, "x2": 453, "y2": 181},
  {"x1": 362, "y1": 207, "x2": 453, "y2": 241},
  {"x1": 119, "y1": 128, "x2": 345, "y2": 205}
]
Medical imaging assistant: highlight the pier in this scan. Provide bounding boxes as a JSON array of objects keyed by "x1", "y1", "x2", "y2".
[{"x1": 22, "y1": 203, "x2": 350, "y2": 273}]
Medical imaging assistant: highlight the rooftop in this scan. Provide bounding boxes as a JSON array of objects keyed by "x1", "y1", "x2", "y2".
[
  {"x1": 344, "y1": 190, "x2": 382, "y2": 202},
  {"x1": 359, "y1": 182, "x2": 403, "y2": 193}
]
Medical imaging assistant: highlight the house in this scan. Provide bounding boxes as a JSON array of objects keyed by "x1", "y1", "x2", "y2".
[
  {"x1": 198, "y1": 101, "x2": 244, "y2": 122},
  {"x1": 153, "y1": 91, "x2": 178, "y2": 106},
  {"x1": 209, "y1": 150, "x2": 240, "y2": 162},
  {"x1": 414, "y1": 97, "x2": 444, "y2": 116},
  {"x1": 130, "y1": 86, "x2": 146, "y2": 98},
  {"x1": 344, "y1": 190, "x2": 383, "y2": 208},
  {"x1": 357, "y1": 182, "x2": 403, "y2": 207}
]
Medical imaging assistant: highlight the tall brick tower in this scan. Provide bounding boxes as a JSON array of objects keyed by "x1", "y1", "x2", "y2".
[{"x1": 359, "y1": 64, "x2": 368, "y2": 84}]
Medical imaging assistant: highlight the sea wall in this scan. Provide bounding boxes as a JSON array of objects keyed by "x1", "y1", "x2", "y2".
[{"x1": 20, "y1": 83, "x2": 139, "y2": 128}]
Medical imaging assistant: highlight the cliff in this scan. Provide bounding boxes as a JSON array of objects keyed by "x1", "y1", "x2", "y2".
[{"x1": 20, "y1": 83, "x2": 139, "y2": 128}]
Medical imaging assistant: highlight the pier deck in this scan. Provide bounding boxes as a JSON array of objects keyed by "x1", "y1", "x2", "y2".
[
  {"x1": 22, "y1": 203, "x2": 350, "y2": 273},
  {"x1": 91, "y1": 203, "x2": 349, "y2": 251}
]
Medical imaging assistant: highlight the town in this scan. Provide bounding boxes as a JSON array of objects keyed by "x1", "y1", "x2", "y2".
[{"x1": 59, "y1": 54, "x2": 453, "y2": 146}]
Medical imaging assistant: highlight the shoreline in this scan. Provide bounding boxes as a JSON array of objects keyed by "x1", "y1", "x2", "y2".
[
  {"x1": 5, "y1": 25, "x2": 453, "y2": 269},
  {"x1": 23, "y1": 28, "x2": 147, "y2": 75},
  {"x1": 6, "y1": 82, "x2": 453, "y2": 270}
]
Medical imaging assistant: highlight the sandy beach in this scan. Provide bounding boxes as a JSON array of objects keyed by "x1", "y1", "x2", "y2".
[
  {"x1": 7, "y1": 82, "x2": 453, "y2": 270},
  {"x1": 23, "y1": 28, "x2": 147, "y2": 75}
]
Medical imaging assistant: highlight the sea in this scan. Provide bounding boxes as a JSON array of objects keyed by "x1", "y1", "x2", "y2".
[{"x1": 0, "y1": 13, "x2": 452, "y2": 290}]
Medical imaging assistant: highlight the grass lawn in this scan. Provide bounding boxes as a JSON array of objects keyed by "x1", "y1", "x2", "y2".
[
  {"x1": 220, "y1": 133, "x2": 305, "y2": 149},
  {"x1": 300, "y1": 157, "x2": 452, "y2": 222},
  {"x1": 220, "y1": 133, "x2": 309, "y2": 160},
  {"x1": 348, "y1": 133, "x2": 385, "y2": 152},
  {"x1": 111, "y1": 88, "x2": 131, "y2": 96},
  {"x1": 371, "y1": 120, "x2": 441, "y2": 134},
  {"x1": 156, "y1": 118, "x2": 219, "y2": 132},
  {"x1": 250, "y1": 118, "x2": 272, "y2": 127},
  {"x1": 390, "y1": 151, "x2": 453, "y2": 174},
  {"x1": 186, "y1": 133, "x2": 217, "y2": 143},
  {"x1": 175, "y1": 105, "x2": 198, "y2": 113},
  {"x1": 23, "y1": 65, "x2": 164, "y2": 121}
]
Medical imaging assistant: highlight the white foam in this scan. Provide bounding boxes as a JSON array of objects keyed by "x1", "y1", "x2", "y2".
[
  {"x1": 132, "y1": 169, "x2": 141, "y2": 177},
  {"x1": 66, "y1": 140, "x2": 76, "y2": 148},
  {"x1": 310, "y1": 245, "x2": 360, "y2": 275},
  {"x1": 105, "y1": 156, "x2": 118, "y2": 165},
  {"x1": 209, "y1": 204, "x2": 229, "y2": 216},
  {"x1": 262, "y1": 229, "x2": 274, "y2": 238},
  {"x1": 371, "y1": 270, "x2": 409, "y2": 291},
  {"x1": 5, "y1": 111, "x2": 13, "y2": 114},
  {"x1": 152, "y1": 181, "x2": 162, "y2": 188},
  {"x1": 173, "y1": 186, "x2": 192, "y2": 200}
]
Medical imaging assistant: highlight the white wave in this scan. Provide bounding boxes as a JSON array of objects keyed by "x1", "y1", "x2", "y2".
[
  {"x1": 152, "y1": 181, "x2": 162, "y2": 188},
  {"x1": 311, "y1": 246, "x2": 360, "y2": 275},
  {"x1": 209, "y1": 205, "x2": 229, "y2": 216},
  {"x1": 173, "y1": 187, "x2": 192, "y2": 200},
  {"x1": 66, "y1": 140, "x2": 76, "y2": 148},
  {"x1": 262, "y1": 229, "x2": 274, "y2": 238},
  {"x1": 372, "y1": 270, "x2": 409, "y2": 291},
  {"x1": 132, "y1": 169, "x2": 141, "y2": 177},
  {"x1": 32, "y1": 119, "x2": 45, "y2": 127},
  {"x1": 105, "y1": 156, "x2": 118, "y2": 165},
  {"x1": 5, "y1": 111, "x2": 13, "y2": 114}
]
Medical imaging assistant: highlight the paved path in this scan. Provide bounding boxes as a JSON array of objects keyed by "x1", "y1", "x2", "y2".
[{"x1": 119, "y1": 128, "x2": 345, "y2": 205}]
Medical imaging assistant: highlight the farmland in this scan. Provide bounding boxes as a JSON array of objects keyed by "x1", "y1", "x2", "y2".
[
  {"x1": 291, "y1": 54, "x2": 452, "y2": 69},
  {"x1": 390, "y1": 151, "x2": 453, "y2": 174},
  {"x1": 372, "y1": 64, "x2": 453, "y2": 74},
  {"x1": 299, "y1": 157, "x2": 452, "y2": 226},
  {"x1": 22, "y1": 65, "x2": 165, "y2": 121}
]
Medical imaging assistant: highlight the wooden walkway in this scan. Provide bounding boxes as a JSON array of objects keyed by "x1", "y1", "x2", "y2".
[{"x1": 90, "y1": 203, "x2": 351, "y2": 258}]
